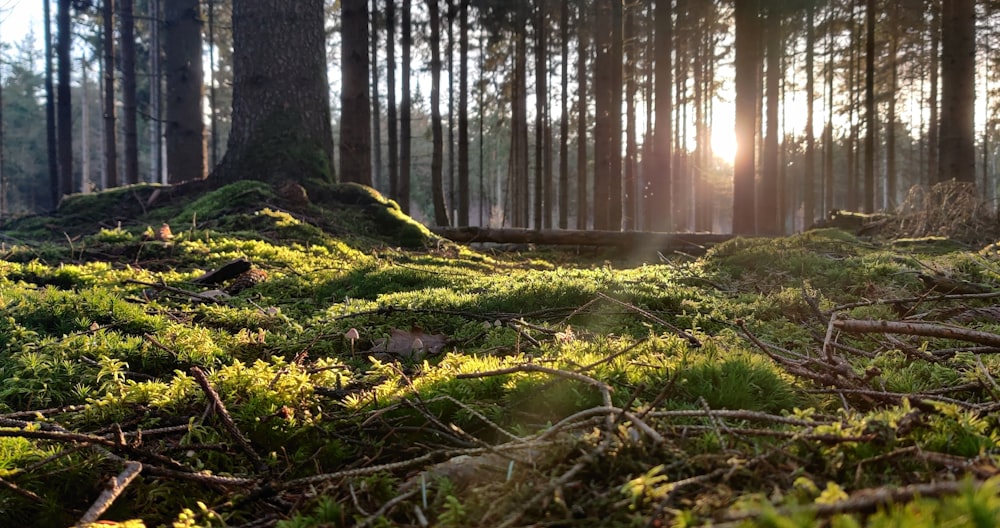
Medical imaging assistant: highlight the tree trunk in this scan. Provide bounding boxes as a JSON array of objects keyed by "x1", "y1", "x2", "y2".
[
  {"x1": 759, "y1": 6, "x2": 780, "y2": 235},
  {"x1": 371, "y1": 0, "x2": 383, "y2": 189},
  {"x1": 121, "y1": 0, "x2": 139, "y2": 185},
  {"x1": 575, "y1": 1, "x2": 588, "y2": 230},
  {"x1": 386, "y1": 0, "x2": 400, "y2": 203},
  {"x1": 341, "y1": 0, "x2": 373, "y2": 185},
  {"x1": 623, "y1": 2, "x2": 636, "y2": 231},
  {"x1": 102, "y1": 0, "x2": 118, "y2": 189},
  {"x1": 428, "y1": 0, "x2": 449, "y2": 225},
  {"x1": 651, "y1": 0, "x2": 672, "y2": 232},
  {"x1": 44, "y1": 0, "x2": 59, "y2": 209},
  {"x1": 149, "y1": 0, "x2": 163, "y2": 183},
  {"x1": 400, "y1": 0, "x2": 412, "y2": 212},
  {"x1": 927, "y1": 0, "x2": 940, "y2": 186},
  {"x1": 938, "y1": 0, "x2": 975, "y2": 184},
  {"x1": 533, "y1": 0, "x2": 546, "y2": 230},
  {"x1": 732, "y1": 0, "x2": 759, "y2": 235},
  {"x1": 214, "y1": 0, "x2": 334, "y2": 186},
  {"x1": 558, "y1": 0, "x2": 569, "y2": 229},
  {"x1": 864, "y1": 0, "x2": 875, "y2": 213},
  {"x1": 458, "y1": 0, "x2": 469, "y2": 227},
  {"x1": 886, "y1": 2, "x2": 898, "y2": 209},
  {"x1": 804, "y1": 3, "x2": 816, "y2": 226},
  {"x1": 164, "y1": 0, "x2": 205, "y2": 183},
  {"x1": 511, "y1": 1, "x2": 529, "y2": 227},
  {"x1": 56, "y1": 0, "x2": 73, "y2": 201},
  {"x1": 207, "y1": 0, "x2": 218, "y2": 168},
  {"x1": 823, "y1": 3, "x2": 834, "y2": 216}
]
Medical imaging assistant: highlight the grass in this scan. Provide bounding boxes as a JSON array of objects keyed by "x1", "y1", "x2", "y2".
[{"x1": 1, "y1": 182, "x2": 1000, "y2": 527}]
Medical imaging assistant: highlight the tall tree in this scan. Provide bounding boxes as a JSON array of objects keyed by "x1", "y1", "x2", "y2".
[
  {"x1": 149, "y1": 0, "x2": 163, "y2": 182},
  {"x1": 593, "y1": 0, "x2": 622, "y2": 231},
  {"x1": 558, "y1": 0, "x2": 569, "y2": 229},
  {"x1": 56, "y1": 0, "x2": 73, "y2": 200},
  {"x1": 732, "y1": 0, "x2": 760, "y2": 235},
  {"x1": 457, "y1": 0, "x2": 469, "y2": 226},
  {"x1": 927, "y1": 0, "x2": 940, "y2": 185},
  {"x1": 863, "y1": 0, "x2": 875, "y2": 213},
  {"x1": 575, "y1": 1, "x2": 588, "y2": 230},
  {"x1": 101, "y1": 0, "x2": 118, "y2": 188},
  {"x1": 370, "y1": 0, "x2": 383, "y2": 188},
  {"x1": 120, "y1": 0, "x2": 139, "y2": 185},
  {"x1": 428, "y1": 0, "x2": 449, "y2": 225},
  {"x1": 340, "y1": 0, "x2": 373, "y2": 185},
  {"x1": 400, "y1": 0, "x2": 412, "y2": 212},
  {"x1": 533, "y1": 0, "x2": 546, "y2": 230},
  {"x1": 164, "y1": 0, "x2": 206, "y2": 183},
  {"x1": 44, "y1": 0, "x2": 59, "y2": 209},
  {"x1": 213, "y1": 0, "x2": 334, "y2": 185},
  {"x1": 650, "y1": 0, "x2": 672, "y2": 231},
  {"x1": 759, "y1": 4, "x2": 780, "y2": 235},
  {"x1": 386, "y1": 0, "x2": 400, "y2": 203},
  {"x1": 938, "y1": 0, "x2": 975, "y2": 184},
  {"x1": 804, "y1": 2, "x2": 816, "y2": 225}
]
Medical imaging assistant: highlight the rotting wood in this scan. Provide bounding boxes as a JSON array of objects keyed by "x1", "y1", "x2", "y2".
[{"x1": 431, "y1": 226, "x2": 733, "y2": 250}]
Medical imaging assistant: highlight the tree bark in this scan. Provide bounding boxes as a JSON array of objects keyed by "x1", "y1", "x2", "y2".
[
  {"x1": 214, "y1": 0, "x2": 334, "y2": 186},
  {"x1": 927, "y1": 0, "x2": 940, "y2": 186},
  {"x1": 864, "y1": 0, "x2": 876, "y2": 213},
  {"x1": 458, "y1": 0, "x2": 469, "y2": 226},
  {"x1": 804, "y1": 3, "x2": 815, "y2": 226},
  {"x1": 386, "y1": 0, "x2": 399, "y2": 203},
  {"x1": 938, "y1": 0, "x2": 976, "y2": 184},
  {"x1": 732, "y1": 0, "x2": 759, "y2": 235},
  {"x1": 371, "y1": 0, "x2": 383, "y2": 189},
  {"x1": 651, "y1": 0, "x2": 672, "y2": 232},
  {"x1": 120, "y1": 0, "x2": 139, "y2": 185},
  {"x1": 341, "y1": 0, "x2": 373, "y2": 185},
  {"x1": 44, "y1": 0, "x2": 59, "y2": 209},
  {"x1": 575, "y1": 1, "x2": 588, "y2": 230},
  {"x1": 56, "y1": 0, "x2": 73, "y2": 201},
  {"x1": 558, "y1": 0, "x2": 569, "y2": 230},
  {"x1": 102, "y1": 0, "x2": 118, "y2": 189},
  {"x1": 164, "y1": 0, "x2": 205, "y2": 183},
  {"x1": 533, "y1": 0, "x2": 546, "y2": 230},
  {"x1": 759, "y1": 6, "x2": 780, "y2": 235},
  {"x1": 400, "y1": 0, "x2": 412, "y2": 212},
  {"x1": 428, "y1": 0, "x2": 449, "y2": 226}
]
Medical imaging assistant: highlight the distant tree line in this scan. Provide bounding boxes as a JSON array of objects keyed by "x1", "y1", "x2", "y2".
[{"x1": 1, "y1": 0, "x2": 998, "y2": 236}]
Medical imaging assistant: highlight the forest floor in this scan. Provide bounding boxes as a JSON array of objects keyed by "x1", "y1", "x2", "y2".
[{"x1": 2, "y1": 180, "x2": 1000, "y2": 527}]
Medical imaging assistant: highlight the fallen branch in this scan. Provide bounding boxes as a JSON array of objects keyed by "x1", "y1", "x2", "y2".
[{"x1": 834, "y1": 318, "x2": 1000, "y2": 348}]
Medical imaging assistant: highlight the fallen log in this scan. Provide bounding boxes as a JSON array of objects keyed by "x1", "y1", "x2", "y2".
[{"x1": 431, "y1": 227, "x2": 733, "y2": 251}]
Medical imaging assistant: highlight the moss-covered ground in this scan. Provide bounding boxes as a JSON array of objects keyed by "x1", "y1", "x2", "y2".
[{"x1": 2, "y1": 183, "x2": 1000, "y2": 527}]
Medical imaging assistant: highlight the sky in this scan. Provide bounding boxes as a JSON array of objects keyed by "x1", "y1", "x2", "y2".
[{"x1": 1, "y1": 0, "x2": 39, "y2": 47}]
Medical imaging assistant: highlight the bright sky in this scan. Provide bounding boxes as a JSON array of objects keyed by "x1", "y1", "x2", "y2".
[{"x1": 1, "y1": 0, "x2": 39, "y2": 46}]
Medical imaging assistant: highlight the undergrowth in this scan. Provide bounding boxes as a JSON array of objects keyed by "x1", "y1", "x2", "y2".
[{"x1": 1, "y1": 183, "x2": 1000, "y2": 527}]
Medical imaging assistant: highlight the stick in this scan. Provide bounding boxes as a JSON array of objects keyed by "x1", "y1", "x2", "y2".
[
  {"x1": 190, "y1": 367, "x2": 268, "y2": 472},
  {"x1": 833, "y1": 318, "x2": 1000, "y2": 348},
  {"x1": 75, "y1": 461, "x2": 143, "y2": 526},
  {"x1": 595, "y1": 292, "x2": 702, "y2": 347}
]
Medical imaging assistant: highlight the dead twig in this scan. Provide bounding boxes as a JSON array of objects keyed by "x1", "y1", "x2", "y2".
[
  {"x1": 595, "y1": 292, "x2": 702, "y2": 347},
  {"x1": 190, "y1": 366, "x2": 268, "y2": 472},
  {"x1": 75, "y1": 461, "x2": 143, "y2": 527},
  {"x1": 834, "y1": 318, "x2": 1000, "y2": 348}
]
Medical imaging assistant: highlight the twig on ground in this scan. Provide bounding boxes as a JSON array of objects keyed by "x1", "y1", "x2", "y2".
[
  {"x1": 75, "y1": 461, "x2": 143, "y2": 527},
  {"x1": 834, "y1": 318, "x2": 1000, "y2": 348},
  {"x1": 595, "y1": 292, "x2": 702, "y2": 347},
  {"x1": 190, "y1": 366, "x2": 268, "y2": 472}
]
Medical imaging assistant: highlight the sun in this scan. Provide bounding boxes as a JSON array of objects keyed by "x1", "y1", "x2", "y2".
[{"x1": 711, "y1": 126, "x2": 738, "y2": 165}]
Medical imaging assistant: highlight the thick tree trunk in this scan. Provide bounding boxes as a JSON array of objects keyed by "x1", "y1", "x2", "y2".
[
  {"x1": 120, "y1": 0, "x2": 139, "y2": 185},
  {"x1": 149, "y1": 0, "x2": 163, "y2": 183},
  {"x1": 214, "y1": 0, "x2": 334, "y2": 186},
  {"x1": 341, "y1": 0, "x2": 373, "y2": 185},
  {"x1": 428, "y1": 0, "x2": 449, "y2": 225},
  {"x1": 623, "y1": 2, "x2": 636, "y2": 231},
  {"x1": 928, "y1": 1, "x2": 940, "y2": 186},
  {"x1": 732, "y1": 0, "x2": 759, "y2": 235},
  {"x1": 651, "y1": 0, "x2": 672, "y2": 232},
  {"x1": 102, "y1": 0, "x2": 118, "y2": 189},
  {"x1": 164, "y1": 0, "x2": 205, "y2": 183},
  {"x1": 56, "y1": 0, "x2": 73, "y2": 200},
  {"x1": 938, "y1": 0, "x2": 975, "y2": 184}
]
